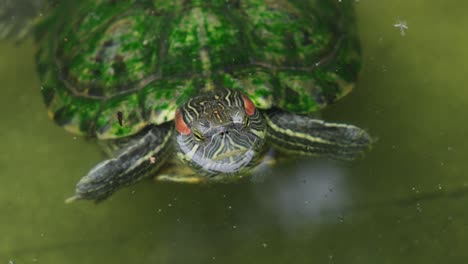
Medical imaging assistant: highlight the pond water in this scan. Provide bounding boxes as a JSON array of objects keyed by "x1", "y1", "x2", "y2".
[{"x1": 1, "y1": 0, "x2": 468, "y2": 263}]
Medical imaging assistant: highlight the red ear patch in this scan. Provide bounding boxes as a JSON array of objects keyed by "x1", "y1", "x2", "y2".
[
  {"x1": 241, "y1": 94, "x2": 256, "y2": 116},
  {"x1": 175, "y1": 110, "x2": 191, "y2": 135}
]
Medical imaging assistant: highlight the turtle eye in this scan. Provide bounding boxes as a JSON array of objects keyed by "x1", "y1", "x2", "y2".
[{"x1": 193, "y1": 129, "x2": 205, "y2": 141}]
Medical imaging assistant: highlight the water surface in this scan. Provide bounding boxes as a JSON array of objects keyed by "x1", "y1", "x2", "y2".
[{"x1": 1, "y1": 0, "x2": 468, "y2": 263}]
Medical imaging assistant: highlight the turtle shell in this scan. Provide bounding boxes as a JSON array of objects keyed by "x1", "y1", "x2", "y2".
[{"x1": 36, "y1": 0, "x2": 360, "y2": 139}]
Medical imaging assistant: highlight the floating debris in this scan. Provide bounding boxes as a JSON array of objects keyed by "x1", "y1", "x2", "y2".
[{"x1": 394, "y1": 19, "x2": 408, "y2": 36}]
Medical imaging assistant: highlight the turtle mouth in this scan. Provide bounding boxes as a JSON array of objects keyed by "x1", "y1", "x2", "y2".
[
  {"x1": 202, "y1": 148, "x2": 256, "y2": 174},
  {"x1": 211, "y1": 148, "x2": 249, "y2": 162}
]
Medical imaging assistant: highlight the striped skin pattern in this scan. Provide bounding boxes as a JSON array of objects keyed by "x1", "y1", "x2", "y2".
[
  {"x1": 175, "y1": 88, "x2": 267, "y2": 178},
  {"x1": 36, "y1": 0, "x2": 360, "y2": 139},
  {"x1": 66, "y1": 85, "x2": 371, "y2": 201},
  {"x1": 264, "y1": 110, "x2": 372, "y2": 160},
  {"x1": 67, "y1": 123, "x2": 174, "y2": 202}
]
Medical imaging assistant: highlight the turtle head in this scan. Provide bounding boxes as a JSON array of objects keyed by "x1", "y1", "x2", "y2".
[{"x1": 174, "y1": 89, "x2": 266, "y2": 177}]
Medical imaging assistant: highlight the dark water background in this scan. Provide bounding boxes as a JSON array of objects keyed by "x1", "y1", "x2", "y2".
[{"x1": 1, "y1": 0, "x2": 468, "y2": 263}]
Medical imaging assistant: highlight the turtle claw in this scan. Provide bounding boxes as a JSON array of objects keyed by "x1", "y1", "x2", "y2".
[{"x1": 64, "y1": 195, "x2": 81, "y2": 204}]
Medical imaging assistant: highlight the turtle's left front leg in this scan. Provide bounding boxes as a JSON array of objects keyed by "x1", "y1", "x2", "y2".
[
  {"x1": 66, "y1": 124, "x2": 173, "y2": 203},
  {"x1": 264, "y1": 109, "x2": 372, "y2": 160}
]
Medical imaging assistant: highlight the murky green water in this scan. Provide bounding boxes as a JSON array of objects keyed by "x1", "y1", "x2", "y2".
[{"x1": 1, "y1": 1, "x2": 468, "y2": 263}]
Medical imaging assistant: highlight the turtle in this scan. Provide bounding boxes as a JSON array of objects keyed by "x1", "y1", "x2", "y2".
[{"x1": 5, "y1": 0, "x2": 372, "y2": 202}]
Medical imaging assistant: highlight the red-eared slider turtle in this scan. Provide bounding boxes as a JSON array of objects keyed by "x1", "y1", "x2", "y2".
[{"x1": 5, "y1": 0, "x2": 371, "y2": 201}]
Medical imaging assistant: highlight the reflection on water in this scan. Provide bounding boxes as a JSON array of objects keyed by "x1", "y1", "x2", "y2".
[
  {"x1": 254, "y1": 161, "x2": 348, "y2": 230},
  {"x1": 2, "y1": 0, "x2": 468, "y2": 263}
]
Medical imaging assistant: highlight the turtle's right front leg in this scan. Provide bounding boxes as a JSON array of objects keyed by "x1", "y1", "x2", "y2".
[{"x1": 66, "y1": 124, "x2": 173, "y2": 203}]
